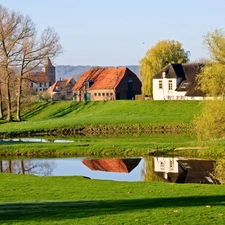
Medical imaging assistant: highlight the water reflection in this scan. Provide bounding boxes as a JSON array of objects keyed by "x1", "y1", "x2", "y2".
[
  {"x1": 0, "y1": 159, "x2": 55, "y2": 176},
  {"x1": 82, "y1": 158, "x2": 141, "y2": 173},
  {"x1": 0, "y1": 157, "x2": 221, "y2": 183},
  {"x1": 152, "y1": 157, "x2": 220, "y2": 184}
]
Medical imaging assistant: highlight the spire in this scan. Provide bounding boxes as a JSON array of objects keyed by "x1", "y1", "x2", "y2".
[{"x1": 46, "y1": 57, "x2": 53, "y2": 67}]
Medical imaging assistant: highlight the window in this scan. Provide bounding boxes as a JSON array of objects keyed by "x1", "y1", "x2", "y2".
[
  {"x1": 102, "y1": 93, "x2": 105, "y2": 96},
  {"x1": 106, "y1": 93, "x2": 109, "y2": 96},
  {"x1": 181, "y1": 82, "x2": 189, "y2": 88},
  {"x1": 128, "y1": 80, "x2": 133, "y2": 90},
  {"x1": 159, "y1": 80, "x2": 163, "y2": 89},
  {"x1": 168, "y1": 80, "x2": 173, "y2": 91},
  {"x1": 30, "y1": 82, "x2": 33, "y2": 87},
  {"x1": 160, "y1": 161, "x2": 165, "y2": 170},
  {"x1": 39, "y1": 83, "x2": 42, "y2": 87},
  {"x1": 98, "y1": 93, "x2": 101, "y2": 96},
  {"x1": 169, "y1": 159, "x2": 174, "y2": 170},
  {"x1": 94, "y1": 93, "x2": 97, "y2": 96}
]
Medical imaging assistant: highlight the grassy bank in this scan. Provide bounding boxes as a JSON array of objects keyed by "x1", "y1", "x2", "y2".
[
  {"x1": 0, "y1": 173, "x2": 225, "y2": 224},
  {"x1": 0, "y1": 133, "x2": 196, "y2": 157},
  {"x1": 0, "y1": 133, "x2": 225, "y2": 157},
  {"x1": 0, "y1": 100, "x2": 202, "y2": 135}
]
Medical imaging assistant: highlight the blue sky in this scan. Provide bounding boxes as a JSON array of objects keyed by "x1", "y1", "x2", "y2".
[{"x1": 1, "y1": 0, "x2": 225, "y2": 66}]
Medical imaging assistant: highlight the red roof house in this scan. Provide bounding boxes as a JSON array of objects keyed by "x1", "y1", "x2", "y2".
[
  {"x1": 72, "y1": 67, "x2": 141, "y2": 101},
  {"x1": 48, "y1": 77, "x2": 76, "y2": 100}
]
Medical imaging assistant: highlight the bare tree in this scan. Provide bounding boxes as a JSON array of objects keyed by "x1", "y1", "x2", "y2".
[
  {"x1": 0, "y1": 77, "x2": 3, "y2": 119},
  {"x1": 0, "y1": 5, "x2": 62, "y2": 121},
  {"x1": 16, "y1": 27, "x2": 62, "y2": 121}
]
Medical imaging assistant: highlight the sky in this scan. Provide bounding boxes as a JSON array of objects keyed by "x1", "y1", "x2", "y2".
[{"x1": 1, "y1": 0, "x2": 225, "y2": 66}]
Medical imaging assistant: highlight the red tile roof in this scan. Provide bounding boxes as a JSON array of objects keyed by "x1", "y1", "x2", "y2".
[
  {"x1": 48, "y1": 78, "x2": 75, "y2": 92},
  {"x1": 73, "y1": 67, "x2": 128, "y2": 90},
  {"x1": 82, "y1": 158, "x2": 141, "y2": 173},
  {"x1": 27, "y1": 72, "x2": 50, "y2": 83}
]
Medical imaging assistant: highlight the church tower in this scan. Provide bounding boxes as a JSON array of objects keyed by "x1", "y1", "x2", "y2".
[{"x1": 42, "y1": 57, "x2": 55, "y2": 85}]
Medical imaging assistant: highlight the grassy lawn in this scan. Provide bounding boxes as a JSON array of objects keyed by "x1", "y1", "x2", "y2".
[
  {"x1": 0, "y1": 173, "x2": 225, "y2": 224},
  {"x1": 0, "y1": 100, "x2": 202, "y2": 134}
]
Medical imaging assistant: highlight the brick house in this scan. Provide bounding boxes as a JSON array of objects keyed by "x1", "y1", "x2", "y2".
[{"x1": 72, "y1": 67, "x2": 142, "y2": 101}]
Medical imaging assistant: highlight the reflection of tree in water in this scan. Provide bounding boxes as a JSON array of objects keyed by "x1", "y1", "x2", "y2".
[
  {"x1": 212, "y1": 159, "x2": 225, "y2": 184},
  {"x1": 141, "y1": 157, "x2": 162, "y2": 182},
  {"x1": 0, "y1": 159, "x2": 55, "y2": 176}
]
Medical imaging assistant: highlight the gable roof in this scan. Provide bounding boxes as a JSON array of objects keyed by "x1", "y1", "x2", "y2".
[
  {"x1": 27, "y1": 72, "x2": 50, "y2": 83},
  {"x1": 153, "y1": 63, "x2": 202, "y2": 79},
  {"x1": 48, "y1": 78, "x2": 75, "y2": 92},
  {"x1": 72, "y1": 67, "x2": 134, "y2": 91},
  {"x1": 153, "y1": 63, "x2": 205, "y2": 96}
]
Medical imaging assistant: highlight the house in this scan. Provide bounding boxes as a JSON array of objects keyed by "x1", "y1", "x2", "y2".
[
  {"x1": 27, "y1": 57, "x2": 55, "y2": 93},
  {"x1": 152, "y1": 63, "x2": 205, "y2": 100},
  {"x1": 72, "y1": 67, "x2": 142, "y2": 101},
  {"x1": 48, "y1": 77, "x2": 76, "y2": 100},
  {"x1": 154, "y1": 157, "x2": 220, "y2": 184}
]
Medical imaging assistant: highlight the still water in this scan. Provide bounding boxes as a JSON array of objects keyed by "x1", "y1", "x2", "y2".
[{"x1": 0, "y1": 157, "x2": 220, "y2": 184}]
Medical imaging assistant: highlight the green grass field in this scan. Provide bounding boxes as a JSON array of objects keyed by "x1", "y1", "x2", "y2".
[
  {"x1": 0, "y1": 173, "x2": 225, "y2": 224},
  {"x1": 0, "y1": 100, "x2": 203, "y2": 134},
  {"x1": 0, "y1": 101, "x2": 225, "y2": 225}
]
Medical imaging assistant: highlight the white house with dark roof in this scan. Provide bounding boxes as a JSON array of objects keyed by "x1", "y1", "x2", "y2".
[{"x1": 152, "y1": 63, "x2": 205, "y2": 100}]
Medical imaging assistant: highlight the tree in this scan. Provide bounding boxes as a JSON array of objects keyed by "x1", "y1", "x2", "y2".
[
  {"x1": 139, "y1": 40, "x2": 190, "y2": 96},
  {"x1": 16, "y1": 27, "x2": 62, "y2": 121},
  {"x1": 196, "y1": 63, "x2": 225, "y2": 97},
  {"x1": 193, "y1": 100, "x2": 225, "y2": 140},
  {"x1": 196, "y1": 29, "x2": 225, "y2": 97},
  {"x1": 203, "y1": 29, "x2": 225, "y2": 64},
  {"x1": 0, "y1": 5, "x2": 62, "y2": 121},
  {"x1": 194, "y1": 29, "x2": 225, "y2": 140},
  {"x1": 212, "y1": 159, "x2": 225, "y2": 184}
]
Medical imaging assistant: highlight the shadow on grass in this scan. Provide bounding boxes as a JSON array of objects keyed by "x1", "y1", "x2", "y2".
[{"x1": 0, "y1": 195, "x2": 225, "y2": 222}]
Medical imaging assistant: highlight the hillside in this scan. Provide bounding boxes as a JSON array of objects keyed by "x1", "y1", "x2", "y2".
[
  {"x1": 55, "y1": 65, "x2": 139, "y2": 81},
  {"x1": 0, "y1": 100, "x2": 202, "y2": 135}
]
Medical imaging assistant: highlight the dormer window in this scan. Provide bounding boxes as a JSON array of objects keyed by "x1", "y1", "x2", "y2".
[
  {"x1": 181, "y1": 81, "x2": 189, "y2": 88},
  {"x1": 84, "y1": 80, "x2": 94, "y2": 89}
]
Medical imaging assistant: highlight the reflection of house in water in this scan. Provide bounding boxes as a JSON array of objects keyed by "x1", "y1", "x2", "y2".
[
  {"x1": 154, "y1": 157, "x2": 220, "y2": 184},
  {"x1": 82, "y1": 158, "x2": 141, "y2": 173}
]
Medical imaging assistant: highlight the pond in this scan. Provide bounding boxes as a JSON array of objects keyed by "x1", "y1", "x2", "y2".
[{"x1": 0, "y1": 156, "x2": 221, "y2": 184}]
